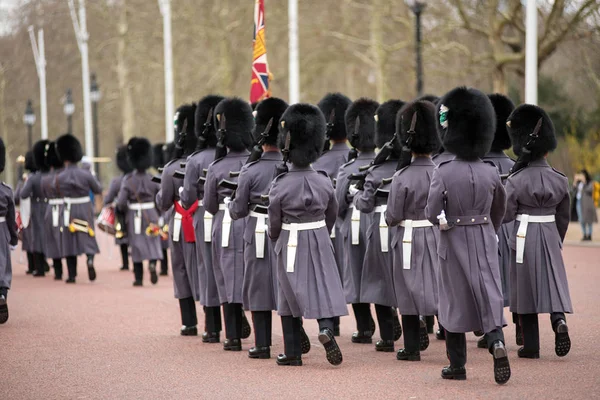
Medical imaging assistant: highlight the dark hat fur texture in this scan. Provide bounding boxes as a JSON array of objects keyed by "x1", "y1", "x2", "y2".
[
  {"x1": 317, "y1": 92, "x2": 352, "y2": 141},
  {"x1": 152, "y1": 143, "x2": 165, "y2": 169},
  {"x1": 417, "y1": 94, "x2": 439, "y2": 105},
  {"x1": 253, "y1": 97, "x2": 289, "y2": 146},
  {"x1": 33, "y1": 140, "x2": 50, "y2": 172},
  {"x1": 0, "y1": 138, "x2": 5, "y2": 173},
  {"x1": 345, "y1": 98, "x2": 379, "y2": 152},
  {"x1": 175, "y1": 103, "x2": 198, "y2": 155},
  {"x1": 25, "y1": 150, "x2": 37, "y2": 172},
  {"x1": 396, "y1": 100, "x2": 440, "y2": 155},
  {"x1": 488, "y1": 93, "x2": 515, "y2": 152},
  {"x1": 116, "y1": 145, "x2": 133, "y2": 174},
  {"x1": 375, "y1": 100, "x2": 405, "y2": 149},
  {"x1": 214, "y1": 97, "x2": 254, "y2": 152},
  {"x1": 438, "y1": 86, "x2": 496, "y2": 160},
  {"x1": 195, "y1": 95, "x2": 225, "y2": 148},
  {"x1": 45, "y1": 142, "x2": 63, "y2": 169},
  {"x1": 507, "y1": 104, "x2": 556, "y2": 160},
  {"x1": 127, "y1": 137, "x2": 153, "y2": 171},
  {"x1": 55, "y1": 133, "x2": 84, "y2": 163},
  {"x1": 279, "y1": 103, "x2": 326, "y2": 167}
]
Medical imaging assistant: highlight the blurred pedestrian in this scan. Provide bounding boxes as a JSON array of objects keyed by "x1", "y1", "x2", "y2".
[{"x1": 573, "y1": 170, "x2": 597, "y2": 241}]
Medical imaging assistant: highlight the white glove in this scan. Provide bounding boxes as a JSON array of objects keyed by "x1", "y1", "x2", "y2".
[
  {"x1": 158, "y1": 216, "x2": 165, "y2": 226},
  {"x1": 223, "y1": 197, "x2": 232, "y2": 205},
  {"x1": 10, "y1": 245, "x2": 17, "y2": 251},
  {"x1": 348, "y1": 184, "x2": 359, "y2": 196},
  {"x1": 178, "y1": 187, "x2": 184, "y2": 195}
]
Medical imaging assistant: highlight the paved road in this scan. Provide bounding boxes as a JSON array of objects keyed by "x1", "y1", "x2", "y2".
[{"x1": 1, "y1": 234, "x2": 599, "y2": 399}]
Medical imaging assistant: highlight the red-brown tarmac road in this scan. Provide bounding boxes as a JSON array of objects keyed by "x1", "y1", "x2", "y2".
[{"x1": 1, "y1": 234, "x2": 599, "y2": 399}]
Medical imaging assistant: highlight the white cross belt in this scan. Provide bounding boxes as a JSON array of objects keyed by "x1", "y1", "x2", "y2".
[
  {"x1": 249, "y1": 210, "x2": 267, "y2": 258},
  {"x1": 63, "y1": 196, "x2": 91, "y2": 226},
  {"x1": 219, "y1": 203, "x2": 231, "y2": 248},
  {"x1": 282, "y1": 220, "x2": 327, "y2": 273},
  {"x1": 515, "y1": 214, "x2": 556, "y2": 263},
  {"x1": 350, "y1": 205, "x2": 361, "y2": 245},
  {"x1": 373, "y1": 205, "x2": 389, "y2": 253},
  {"x1": 399, "y1": 219, "x2": 433, "y2": 269}
]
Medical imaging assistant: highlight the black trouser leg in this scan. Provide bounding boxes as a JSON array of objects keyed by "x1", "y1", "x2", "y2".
[
  {"x1": 205, "y1": 306, "x2": 222, "y2": 333},
  {"x1": 161, "y1": 249, "x2": 169, "y2": 275},
  {"x1": 179, "y1": 297, "x2": 198, "y2": 327},
  {"x1": 317, "y1": 317, "x2": 335, "y2": 332},
  {"x1": 333, "y1": 316, "x2": 340, "y2": 328},
  {"x1": 550, "y1": 312, "x2": 566, "y2": 329},
  {"x1": 520, "y1": 313, "x2": 540, "y2": 352},
  {"x1": 281, "y1": 315, "x2": 302, "y2": 357},
  {"x1": 252, "y1": 311, "x2": 272, "y2": 347},
  {"x1": 34, "y1": 252, "x2": 46, "y2": 275},
  {"x1": 352, "y1": 303, "x2": 372, "y2": 333},
  {"x1": 223, "y1": 302, "x2": 242, "y2": 339},
  {"x1": 86, "y1": 254, "x2": 94, "y2": 266},
  {"x1": 26, "y1": 252, "x2": 35, "y2": 273},
  {"x1": 120, "y1": 244, "x2": 129, "y2": 269},
  {"x1": 53, "y1": 259, "x2": 63, "y2": 279},
  {"x1": 375, "y1": 304, "x2": 394, "y2": 341},
  {"x1": 425, "y1": 315, "x2": 435, "y2": 333},
  {"x1": 0, "y1": 287, "x2": 7, "y2": 298},
  {"x1": 484, "y1": 327, "x2": 505, "y2": 354},
  {"x1": 66, "y1": 256, "x2": 77, "y2": 279},
  {"x1": 401, "y1": 315, "x2": 420, "y2": 352},
  {"x1": 133, "y1": 262, "x2": 144, "y2": 283},
  {"x1": 445, "y1": 331, "x2": 467, "y2": 367}
]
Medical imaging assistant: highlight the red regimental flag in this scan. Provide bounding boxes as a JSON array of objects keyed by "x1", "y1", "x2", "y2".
[{"x1": 250, "y1": 0, "x2": 271, "y2": 104}]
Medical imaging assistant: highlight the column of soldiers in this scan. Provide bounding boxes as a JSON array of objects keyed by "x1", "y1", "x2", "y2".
[{"x1": 1, "y1": 85, "x2": 574, "y2": 386}]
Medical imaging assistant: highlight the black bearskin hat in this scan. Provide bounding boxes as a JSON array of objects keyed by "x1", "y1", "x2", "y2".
[
  {"x1": 253, "y1": 97, "x2": 289, "y2": 146},
  {"x1": 127, "y1": 137, "x2": 153, "y2": 171},
  {"x1": 152, "y1": 143, "x2": 164, "y2": 169},
  {"x1": 375, "y1": 100, "x2": 405, "y2": 149},
  {"x1": 279, "y1": 103, "x2": 326, "y2": 167},
  {"x1": 507, "y1": 104, "x2": 556, "y2": 160},
  {"x1": 55, "y1": 133, "x2": 83, "y2": 163},
  {"x1": 162, "y1": 142, "x2": 176, "y2": 164},
  {"x1": 25, "y1": 150, "x2": 37, "y2": 172},
  {"x1": 344, "y1": 98, "x2": 379, "y2": 152},
  {"x1": 213, "y1": 97, "x2": 254, "y2": 152},
  {"x1": 488, "y1": 93, "x2": 515, "y2": 152},
  {"x1": 418, "y1": 94, "x2": 439, "y2": 105},
  {"x1": 116, "y1": 145, "x2": 133, "y2": 174},
  {"x1": 45, "y1": 142, "x2": 63, "y2": 169},
  {"x1": 437, "y1": 87, "x2": 496, "y2": 160},
  {"x1": 0, "y1": 138, "x2": 5, "y2": 173},
  {"x1": 195, "y1": 95, "x2": 224, "y2": 148},
  {"x1": 174, "y1": 104, "x2": 197, "y2": 155},
  {"x1": 33, "y1": 140, "x2": 50, "y2": 172},
  {"x1": 317, "y1": 92, "x2": 352, "y2": 141},
  {"x1": 396, "y1": 100, "x2": 440, "y2": 155}
]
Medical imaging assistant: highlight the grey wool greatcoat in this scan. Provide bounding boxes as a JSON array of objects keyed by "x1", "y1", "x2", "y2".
[
  {"x1": 116, "y1": 171, "x2": 163, "y2": 263},
  {"x1": 0, "y1": 183, "x2": 18, "y2": 289},
  {"x1": 180, "y1": 147, "x2": 220, "y2": 307},
  {"x1": 41, "y1": 170, "x2": 64, "y2": 260},
  {"x1": 228, "y1": 151, "x2": 281, "y2": 312},
  {"x1": 20, "y1": 171, "x2": 48, "y2": 254},
  {"x1": 14, "y1": 181, "x2": 33, "y2": 253},
  {"x1": 268, "y1": 165, "x2": 348, "y2": 319},
  {"x1": 425, "y1": 159, "x2": 507, "y2": 334},
  {"x1": 483, "y1": 151, "x2": 515, "y2": 307},
  {"x1": 104, "y1": 175, "x2": 128, "y2": 246},
  {"x1": 504, "y1": 159, "x2": 573, "y2": 314},
  {"x1": 432, "y1": 150, "x2": 455, "y2": 166},
  {"x1": 55, "y1": 165, "x2": 102, "y2": 257},
  {"x1": 312, "y1": 142, "x2": 349, "y2": 279},
  {"x1": 352, "y1": 160, "x2": 397, "y2": 308},
  {"x1": 335, "y1": 151, "x2": 376, "y2": 303},
  {"x1": 204, "y1": 150, "x2": 249, "y2": 305},
  {"x1": 386, "y1": 156, "x2": 440, "y2": 316},
  {"x1": 156, "y1": 157, "x2": 199, "y2": 300}
]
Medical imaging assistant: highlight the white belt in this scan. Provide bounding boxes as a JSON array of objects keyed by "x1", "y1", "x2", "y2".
[
  {"x1": 374, "y1": 205, "x2": 389, "y2": 253},
  {"x1": 515, "y1": 214, "x2": 556, "y2": 264},
  {"x1": 0, "y1": 217, "x2": 5, "y2": 223},
  {"x1": 49, "y1": 199, "x2": 64, "y2": 227},
  {"x1": 399, "y1": 219, "x2": 433, "y2": 270},
  {"x1": 200, "y1": 200, "x2": 212, "y2": 243},
  {"x1": 172, "y1": 201, "x2": 183, "y2": 242},
  {"x1": 282, "y1": 220, "x2": 326, "y2": 272},
  {"x1": 219, "y1": 204, "x2": 231, "y2": 248},
  {"x1": 128, "y1": 202, "x2": 155, "y2": 211},
  {"x1": 63, "y1": 196, "x2": 90, "y2": 226},
  {"x1": 350, "y1": 205, "x2": 360, "y2": 245},
  {"x1": 249, "y1": 211, "x2": 267, "y2": 258},
  {"x1": 48, "y1": 199, "x2": 64, "y2": 205},
  {"x1": 129, "y1": 202, "x2": 154, "y2": 234}
]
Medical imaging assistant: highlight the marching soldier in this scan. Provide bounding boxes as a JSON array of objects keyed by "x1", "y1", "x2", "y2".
[
  {"x1": 350, "y1": 100, "x2": 405, "y2": 353},
  {"x1": 117, "y1": 138, "x2": 163, "y2": 286},
  {"x1": 425, "y1": 87, "x2": 510, "y2": 384},
  {"x1": 268, "y1": 103, "x2": 348, "y2": 366},
  {"x1": 179, "y1": 94, "x2": 224, "y2": 343},
  {"x1": 227, "y1": 97, "x2": 288, "y2": 359},
  {"x1": 153, "y1": 143, "x2": 170, "y2": 276},
  {"x1": 203, "y1": 97, "x2": 254, "y2": 351},
  {"x1": 335, "y1": 98, "x2": 379, "y2": 343},
  {"x1": 55, "y1": 134, "x2": 102, "y2": 283},
  {"x1": 386, "y1": 100, "x2": 441, "y2": 361},
  {"x1": 504, "y1": 104, "x2": 573, "y2": 359},
  {"x1": 156, "y1": 105, "x2": 200, "y2": 336},
  {"x1": 0, "y1": 138, "x2": 18, "y2": 324},
  {"x1": 14, "y1": 151, "x2": 37, "y2": 275}
]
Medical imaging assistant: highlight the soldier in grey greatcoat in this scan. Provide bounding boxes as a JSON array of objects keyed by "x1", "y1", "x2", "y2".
[
  {"x1": 204, "y1": 97, "x2": 254, "y2": 351},
  {"x1": 54, "y1": 134, "x2": 102, "y2": 284},
  {"x1": 335, "y1": 98, "x2": 378, "y2": 344},
  {"x1": 104, "y1": 145, "x2": 133, "y2": 271},
  {"x1": 351, "y1": 100, "x2": 405, "y2": 353},
  {"x1": 117, "y1": 138, "x2": 163, "y2": 286},
  {"x1": 14, "y1": 151, "x2": 36, "y2": 274},
  {"x1": 180, "y1": 94, "x2": 224, "y2": 344},
  {"x1": 313, "y1": 93, "x2": 351, "y2": 336},
  {"x1": 425, "y1": 87, "x2": 510, "y2": 384},
  {"x1": 0, "y1": 138, "x2": 18, "y2": 324},
  {"x1": 153, "y1": 143, "x2": 170, "y2": 276},
  {"x1": 156, "y1": 104, "x2": 200, "y2": 336},
  {"x1": 268, "y1": 103, "x2": 348, "y2": 367},
  {"x1": 504, "y1": 104, "x2": 573, "y2": 359},
  {"x1": 386, "y1": 100, "x2": 441, "y2": 361}
]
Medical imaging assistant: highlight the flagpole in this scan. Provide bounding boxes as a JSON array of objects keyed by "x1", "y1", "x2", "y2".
[
  {"x1": 288, "y1": 0, "x2": 299, "y2": 104},
  {"x1": 27, "y1": 26, "x2": 48, "y2": 140},
  {"x1": 158, "y1": 0, "x2": 175, "y2": 142},
  {"x1": 525, "y1": 0, "x2": 537, "y2": 105}
]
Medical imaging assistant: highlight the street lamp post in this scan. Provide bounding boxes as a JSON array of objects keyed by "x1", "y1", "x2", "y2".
[
  {"x1": 64, "y1": 89, "x2": 75, "y2": 135},
  {"x1": 23, "y1": 100, "x2": 36, "y2": 150},
  {"x1": 408, "y1": 1, "x2": 426, "y2": 97},
  {"x1": 90, "y1": 73, "x2": 101, "y2": 179}
]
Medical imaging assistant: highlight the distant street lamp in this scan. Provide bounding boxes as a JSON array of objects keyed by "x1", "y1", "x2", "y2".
[
  {"x1": 90, "y1": 73, "x2": 101, "y2": 179},
  {"x1": 64, "y1": 89, "x2": 75, "y2": 135},
  {"x1": 23, "y1": 99, "x2": 36, "y2": 150},
  {"x1": 407, "y1": 1, "x2": 427, "y2": 97}
]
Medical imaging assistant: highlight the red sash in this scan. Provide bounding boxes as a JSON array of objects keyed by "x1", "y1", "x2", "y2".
[{"x1": 174, "y1": 200, "x2": 199, "y2": 243}]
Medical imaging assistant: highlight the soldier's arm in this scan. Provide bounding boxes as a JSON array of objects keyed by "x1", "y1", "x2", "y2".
[
  {"x1": 425, "y1": 168, "x2": 445, "y2": 225},
  {"x1": 335, "y1": 169, "x2": 350, "y2": 219},
  {"x1": 385, "y1": 175, "x2": 406, "y2": 226},
  {"x1": 267, "y1": 181, "x2": 282, "y2": 240},
  {"x1": 116, "y1": 177, "x2": 129, "y2": 213},
  {"x1": 203, "y1": 167, "x2": 219, "y2": 215},
  {"x1": 228, "y1": 168, "x2": 251, "y2": 220},
  {"x1": 503, "y1": 177, "x2": 519, "y2": 224},
  {"x1": 6, "y1": 193, "x2": 18, "y2": 246},
  {"x1": 180, "y1": 159, "x2": 199, "y2": 208},
  {"x1": 103, "y1": 179, "x2": 118, "y2": 206},
  {"x1": 20, "y1": 175, "x2": 34, "y2": 199},
  {"x1": 325, "y1": 182, "x2": 339, "y2": 233},
  {"x1": 156, "y1": 169, "x2": 174, "y2": 212},
  {"x1": 556, "y1": 184, "x2": 571, "y2": 242},
  {"x1": 353, "y1": 171, "x2": 377, "y2": 213},
  {"x1": 490, "y1": 175, "x2": 507, "y2": 232}
]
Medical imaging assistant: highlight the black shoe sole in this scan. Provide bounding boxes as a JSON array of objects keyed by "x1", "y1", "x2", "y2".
[
  {"x1": 441, "y1": 372, "x2": 467, "y2": 380},
  {"x1": 120, "y1": 267, "x2": 129, "y2": 271},
  {"x1": 351, "y1": 337, "x2": 373, "y2": 344},
  {"x1": 276, "y1": 359, "x2": 302, "y2": 366},
  {"x1": 202, "y1": 335, "x2": 220, "y2": 343},
  {"x1": 517, "y1": 349, "x2": 540, "y2": 359},
  {"x1": 241, "y1": 313, "x2": 252, "y2": 339},
  {"x1": 300, "y1": 327, "x2": 311, "y2": 354},
  {"x1": 150, "y1": 268, "x2": 158, "y2": 285},
  {"x1": 180, "y1": 328, "x2": 198, "y2": 336},
  {"x1": 65, "y1": 279, "x2": 76, "y2": 284},
  {"x1": 555, "y1": 324, "x2": 571, "y2": 357},
  {"x1": 493, "y1": 346, "x2": 511, "y2": 385},
  {"x1": 477, "y1": 338, "x2": 488, "y2": 349},
  {"x1": 375, "y1": 346, "x2": 395, "y2": 352},
  {"x1": 224, "y1": 346, "x2": 242, "y2": 351},
  {"x1": 0, "y1": 301, "x2": 8, "y2": 324},
  {"x1": 396, "y1": 351, "x2": 421, "y2": 361},
  {"x1": 319, "y1": 331, "x2": 343, "y2": 366},
  {"x1": 248, "y1": 352, "x2": 271, "y2": 359},
  {"x1": 133, "y1": 282, "x2": 143, "y2": 287},
  {"x1": 419, "y1": 327, "x2": 430, "y2": 351},
  {"x1": 88, "y1": 267, "x2": 96, "y2": 282}
]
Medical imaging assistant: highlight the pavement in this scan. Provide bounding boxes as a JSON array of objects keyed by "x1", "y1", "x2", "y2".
[{"x1": 1, "y1": 231, "x2": 600, "y2": 400}]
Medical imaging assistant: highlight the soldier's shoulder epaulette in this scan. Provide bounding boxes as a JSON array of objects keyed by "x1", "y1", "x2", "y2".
[
  {"x1": 551, "y1": 167, "x2": 567, "y2": 178},
  {"x1": 188, "y1": 150, "x2": 202, "y2": 159},
  {"x1": 245, "y1": 159, "x2": 260, "y2": 169},
  {"x1": 164, "y1": 159, "x2": 178, "y2": 168},
  {"x1": 482, "y1": 160, "x2": 498, "y2": 169},
  {"x1": 507, "y1": 167, "x2": 526, "y2": 179},
  {"x1": 316, "y1": 170, "x2": 330, "y2": 179},
  {"x1": 436, "y1": 159, "x2": 452, "y2": 168},
  {"x1": 208, "y1": 157, "x2": 224, "y2": 168},
  {"x1": 340, "y1": 158, "x2": 356, "y2": 169}
]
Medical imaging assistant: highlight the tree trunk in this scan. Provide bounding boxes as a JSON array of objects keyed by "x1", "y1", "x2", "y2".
[
  {"x1": 117, "y1": 0, "x2": 134, "y2": 143},
  {"x1": 492, "y1": 65, "x2": 507, "y2": 94},
  {"x1": 370, "y1": 0, "x2": 387, "y2": 102}
]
